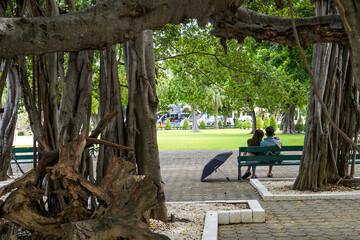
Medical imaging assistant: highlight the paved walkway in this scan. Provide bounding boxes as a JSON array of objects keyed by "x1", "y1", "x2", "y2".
[{"x1": 160, "y1": 149, "x2": 360, "y2": 240}]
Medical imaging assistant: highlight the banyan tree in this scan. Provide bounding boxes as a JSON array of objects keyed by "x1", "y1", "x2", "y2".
[{"x1": 0, "y1": 0, "x2": 360, "y2": 238}]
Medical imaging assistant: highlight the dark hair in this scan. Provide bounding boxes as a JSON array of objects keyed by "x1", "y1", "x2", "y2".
[
  {"x1": 265, "y1": 126, "x2": 275, "y2": 137},
  {"x1": 248, "y1": 129, "x2": 264, "y2": 146}
]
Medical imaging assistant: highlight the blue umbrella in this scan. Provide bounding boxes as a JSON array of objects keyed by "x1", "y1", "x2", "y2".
[{"x1": 201, "y1": 151, "x2": 233, "y2": 181}]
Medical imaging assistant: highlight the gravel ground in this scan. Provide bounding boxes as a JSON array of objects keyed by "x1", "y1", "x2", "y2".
[
  {"x1": 150, "y1": 202, "x2": 248, "y2": 240},
  {"x1": 261, "y1": 179, "x2": 360, "y2": 195}
]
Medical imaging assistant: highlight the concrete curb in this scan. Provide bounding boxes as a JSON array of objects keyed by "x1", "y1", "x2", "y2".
[
  {"x1": 250, "y1": 178, "x2": 360, "y2": 201},
  {"x1": 199, "y1": 200, "x2": 265, "y2": 240}
]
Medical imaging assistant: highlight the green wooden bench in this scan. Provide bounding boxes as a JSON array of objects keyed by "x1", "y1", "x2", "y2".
[
  {"x1": 11, "y1": 147, "x2": 38, "y2": 164},
  {"x1": 238, "y1": 145, "x2": 360, "y2": 181},
  {"x1": 238, "y1": 145, "x2": 303, "y2": 181}
]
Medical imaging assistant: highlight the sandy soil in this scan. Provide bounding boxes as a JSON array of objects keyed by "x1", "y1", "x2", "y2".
[
  {"x1": 261, "y1": 179, "x2": 360, "y2": 195},
  {"x1": 150, "y1": 202, "x2": 248, "y2": 240}
]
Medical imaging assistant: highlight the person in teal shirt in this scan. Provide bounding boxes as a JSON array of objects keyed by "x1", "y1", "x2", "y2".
[{"x1": 260, "y1": 126, "x2": 282, "y2": 177}]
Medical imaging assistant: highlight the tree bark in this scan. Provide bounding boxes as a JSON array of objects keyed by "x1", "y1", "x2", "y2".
[
  {"x1": 335, "y1": 1, "x2": 360, "y2": 90},
  {"x1": 191, "y1": 105, "x2": 200, "y2": 133},
  {"x1": 0, "y1": 0, "x2": 244, "y2": 58},
  {"x1": 250, "y1": 110, "x2": 256, "y2": 133},
  {"x1": 96, "y1": 45, "x2": 126, "y2": 182},
  {"x1": 282, "y1": 105, "x2": 296, "y2": 134},
  {"x1": 124, "y1": 30, "x2": 167, "y2": 220},
  {"x1": 211, "y1": 7, "x2": 346, "y2": 46},
  {"x1": 214, "y1": 104, "x2": 219, "y2": 129},
  {"x1": 0, "y1": 60, "x2": 20, "y2": 180},
  {"x1": 294, "y1": 0, "x2": 357, "y2": 191},
  {"x1": 58, "y1": 51, "x2": 93, "y2": 145}
]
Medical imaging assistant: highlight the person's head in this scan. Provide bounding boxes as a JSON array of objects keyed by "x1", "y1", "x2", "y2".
[
  {"x1": 265, "y1": 126, "x2": 275, "y2": 137},
  {"x1": 249, "y1": 129, "x2": 264, "y2": 146}
]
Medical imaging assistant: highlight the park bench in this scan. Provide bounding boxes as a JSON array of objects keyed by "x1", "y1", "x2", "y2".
[
  {"x1": 11, "y1": 147, "x2": 38, "y2": 165},
  {"x1": 238, "y1": 145, "x2": 360, "y2": 181},
  {"x1": 238, "y1": 145, "x2": 303, "y2": 181}
]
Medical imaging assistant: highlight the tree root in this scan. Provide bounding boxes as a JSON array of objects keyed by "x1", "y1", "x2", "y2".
[
  {"x1": 339, "y1": 178, "x2": 360, "y2": 189},
  {"x1": 0, "y1": 133, "x2": 166, "y2": 239}
]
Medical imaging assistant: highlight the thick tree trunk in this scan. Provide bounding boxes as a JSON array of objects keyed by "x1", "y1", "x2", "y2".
[
  {"x1": 211, "y1": 7, "x2": 346, "y2": 46},
  {"x1": 294, "y1": 0, "x2": 357, "y2": 191},
  {"x1": 96, "y1": 45, "x2": 125, "y2": 182},
  {"x1": 59, "y1": 51, "x2": 93, "y2": 144},
  {"x1": 282, "y1": 105, "x2": 296, "y2": 134},
  {"x1": 124, "y1": 30, "x2": 167, "y2": 220},
  {"x1": 336, "y1": 1, "x2": 360, "y2": 91},
  {"x1": 0, "y1": 0, "x2": 244, "y2": 58},
  {"x1": 214, "y1": 107, "x2": 219, "y2": 129},
  {"x1": 0, "y1": 60, "x2": 20, "y2": 180},
  {"x1": 250, "y1": 110, "x2": 256, "y2": 133},
  {"x1": 191, "y1": 105, "x2": 200, "y2": 133}
]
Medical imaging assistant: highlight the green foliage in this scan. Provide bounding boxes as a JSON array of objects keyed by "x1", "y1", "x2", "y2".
[
  {"x1": 246, "y1": 119, "x2": 252, "y2": 129},
  {"x1": 279, "y1": 122, "x2": 284, "y2": 131},
  {"x1": 234, "y1": 119, "x2": 240, "y2": 128},
  {"x1": 156, "y1": 124, "x2": 159, "y2": 130},
  {"x1": 218, "y1": 120, "x2": 223, "y2": 128},
  {"x1": 263, "y1": 115, "x2": 270, "y2": 129},
  {"x1": 256, "y1": 116, "x2": 263, "y2": 129},
  {"x1": 165, "y1": 118, "x2": 172, "y2": 130},
  {"x1": 199, "y1": 120, "x2": 206, "y2": 129},
  {"x1": 17, "y1": 131, "x2": 24, "y2": 136},
  {"x1": 270, "y1": 115, "x2": 278, "y2": 131},
  {"x1": 295, "y1": 116, "x2": 304, "y2": 132},
  {"x1": 183, "y1": 118, "x2": 189, "y2": 129}
]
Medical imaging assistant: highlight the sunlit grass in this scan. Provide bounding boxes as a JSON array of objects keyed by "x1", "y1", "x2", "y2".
[{"x1": 157, "y1": 128, "x2": 305, "y2": 150}]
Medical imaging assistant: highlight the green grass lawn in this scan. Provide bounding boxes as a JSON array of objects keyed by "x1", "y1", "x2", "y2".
[{"x1": 157, "y1": 128, "x2": 305, "y2": 150}]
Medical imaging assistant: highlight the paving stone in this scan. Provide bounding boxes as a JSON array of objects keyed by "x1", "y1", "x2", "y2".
[{"x1": 159, "y1": 150, "x2": 360, "y2": 240}]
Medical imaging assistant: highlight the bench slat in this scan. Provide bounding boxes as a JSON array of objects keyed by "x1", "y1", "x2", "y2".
[
  {"x1": 239, "y1": 155, "x2": 302, "y2": 161},
  {"x1": 239, "y1": 145, "x2": 303, "y2": 152},
  {"x1": 12, "y1": 147, "x2": 38, "y2": 153},
  {"x1": 12, "y1": 155, "x2": 38, "y2": 160},
  {"x1": 239, "y1": 161, "x2": 300, "y2": 166}
]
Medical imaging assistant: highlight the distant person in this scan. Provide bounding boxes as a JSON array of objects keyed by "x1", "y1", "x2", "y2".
[
  {"x1": 241, "y1": 129, "x2": 264, "y2": 179},
  {"x1": 260, "y1": 126, "x2": 282, "y2": 177}
]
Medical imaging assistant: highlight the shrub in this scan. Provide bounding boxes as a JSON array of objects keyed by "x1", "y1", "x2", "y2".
[
  {"x1": 183, "y1": 118, "x2": 189, "y2": 129},
  {"x1": 165, "y1": 118, "x2": 171, "y2": 130},
  {"x1": 234, "y1": 119, "x2": 240, "y2": 128},
  {"x1": 156, "y1": 124, "x2": 159, "y2": 130},
  {"x1": 218, "y1": 120, "x2": 223, "y2": 128},
  {"x1": 246, "y1": 119, "x2": 252, "y2": 129},
  {"x1": 263, "y1": 115, "x2": 270, "y2": 129},
  {"x1": 199, "y1": 120, "x2": 206, "y2": 129},
  {"x1": 295, "y1": 116, "x2": 305, "y2": 132},
  {"x1": 256, "y1": 116, "x2": 263, "y2": 129},
  {"x1": 17, "y1": 131, "x2": 24, "y2": 136},
  {"x1": 279, "y1": 122, "x2": 284, "y2": 131},
  {"x1": 270, "y1": 115, "x2": 278, "y2": 131}
]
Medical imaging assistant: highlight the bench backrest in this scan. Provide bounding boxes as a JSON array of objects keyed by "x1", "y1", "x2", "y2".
[
  {"x1": 239, "y1": 145, "x2": 303, "y2": 162},
  {"x1": 11, "y1": 147, "x2": 38, "y2": 160}
]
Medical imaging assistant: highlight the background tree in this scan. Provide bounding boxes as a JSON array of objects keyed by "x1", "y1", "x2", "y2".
[{"x1": 263, "y1": 114, "x2": 270, "y2": 129}]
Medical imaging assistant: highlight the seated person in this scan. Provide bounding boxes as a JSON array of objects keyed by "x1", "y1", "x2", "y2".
[
  {"x1": 241, "y1": 129, "x2": 264, "y2": 179},
  {"x1": 260, "y1": 126, "x2": 282, "y2": 177}
]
